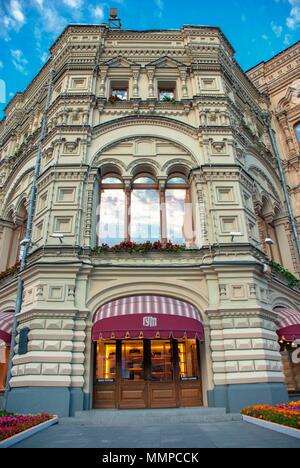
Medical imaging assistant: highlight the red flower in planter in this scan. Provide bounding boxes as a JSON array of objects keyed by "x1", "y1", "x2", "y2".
[{"x1": 0, "y1": 413, "x2": 52, "y2": 441}]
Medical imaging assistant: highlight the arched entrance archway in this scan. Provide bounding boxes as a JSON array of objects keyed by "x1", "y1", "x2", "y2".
[
  {"x1": 274, "y1": 306, "x2": 300, "y2": 396},
  {"x1": 92, "y1": 295, "x2": 204, "y2": 409}
]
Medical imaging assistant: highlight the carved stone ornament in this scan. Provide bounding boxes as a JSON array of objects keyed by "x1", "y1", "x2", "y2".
[{"x1": 211, "y1": 141, "x2": 226, "y2": 154}]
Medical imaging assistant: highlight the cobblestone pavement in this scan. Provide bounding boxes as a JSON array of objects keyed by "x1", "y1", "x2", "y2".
[{"x1": 12, "y1": 420, "x2": 300, "y2": 448}]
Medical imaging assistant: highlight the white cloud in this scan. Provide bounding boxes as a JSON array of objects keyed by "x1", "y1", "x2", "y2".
[
  {"x1": 0, "y1": 61, "x2": 4, "y2": 69},
  {"x1": 284, "y1": 34, "x2": 292, "y2": 45},
  {"x1": 287, "y1": 0, "x2": 300, "y2": 29},
  {"x1": 90, "y1": 5, "x2": 105, "y2": 21},
  {"x1": 62, "y1": 0, "x2": 83, "y2": 8},
  {"x1": 9, "y1": 0, "x2": 25, "y2": 25},
  {"x1": 0, "y1": 0, "x2": 26, "y2": 39},
  {"x1": 271, "y1": 21, "x2": 283, "y2": 37},
  {"x1": 155, "y1": 0, "x2": 164, "y2": 18},
  {"x1": 33, "y1": 0, "x2": 44, "y2": 6},
  {"x1": 11, "y1": 49, "x2": 29, "y2": 75},
  {"x1": 41, "y1": 52, "x2": 49, "y2": 63}
]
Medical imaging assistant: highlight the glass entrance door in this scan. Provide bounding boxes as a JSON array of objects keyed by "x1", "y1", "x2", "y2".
[{"x1": 93, "y1": 338, "x2": 203, "y2": 409}]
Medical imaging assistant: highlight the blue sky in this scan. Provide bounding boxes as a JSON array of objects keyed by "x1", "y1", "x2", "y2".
[{"x1": 0, "y1": 0, "x2": 300, "y2": 118}]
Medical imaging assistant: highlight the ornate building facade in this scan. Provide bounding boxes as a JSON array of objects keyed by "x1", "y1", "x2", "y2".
[
  {"x1": 247, "y1": 39, "x2": 300, "y2": 396},
  {"x1": 0, "y1": 25, "x2": 299, "y2": 417}
]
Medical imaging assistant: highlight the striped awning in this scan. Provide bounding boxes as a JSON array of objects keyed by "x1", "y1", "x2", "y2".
[
  {"x1": 0, "y1": 311, "x2": 14, "y2": 344},
  {"x1": 275, "y1": 308, "x2": 300, "y2": 341},
  {"x1": 92, "y1": 295, "x2": 204, "y2": 341}
]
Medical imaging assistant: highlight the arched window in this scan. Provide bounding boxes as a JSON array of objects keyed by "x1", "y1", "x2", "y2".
[
  {"x1": 98, "y1": 173, "x2": 194, "y2": 246},
  {"x1": 295, "y1": 123, "x2": 300, "y2": 142},
  {"x1": 131, "y1": 175, "x2": 160, "y2": 242}
]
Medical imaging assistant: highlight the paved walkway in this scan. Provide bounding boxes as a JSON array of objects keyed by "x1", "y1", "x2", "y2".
[{"x1": 12, "y1": 420, "x2": 300, "y2": 448}]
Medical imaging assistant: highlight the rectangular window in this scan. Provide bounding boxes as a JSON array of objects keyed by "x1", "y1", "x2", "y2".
[
  {"x1": 99, "y1": 189, "x2": 125, "y2": 246},
  {"x1": 110, "y1": 80, "x2": 129, "y2": 101},
  {"x1": 121, "y1": 340, "x2": 144, "y2": 381},
  {"x1": 111, "y1": 89, "x2": 128, "y2": 100},
  {"x1": 178, "y1": 340, "x2": 199, "y2": 380},
  {"x1": 151, "y1": 340, "x2": 173, "y2": 382},
  {"x1": 159, "y1": 89, "x2": 175, "y2": 101},
  {"x1": 95, "y1": 341, "x2": 117, "y2": 381},
  {"x1": 131, "y1": 189, "x2": 160, "y2": 242},
  {"x1": 158, "y1": 81, "x2": 176, "y2": 101}
]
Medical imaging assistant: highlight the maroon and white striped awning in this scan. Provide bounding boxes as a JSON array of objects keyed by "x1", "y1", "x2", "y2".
[
  {"x1": 92, "y1": 295, "x2": 204, "y2": 341},
  {"x1": 0, "y1": 311, "x2": 14, "y2": 344},
  {"x1": 275, "y1": 308, "x2": 300, "y2": 341}
]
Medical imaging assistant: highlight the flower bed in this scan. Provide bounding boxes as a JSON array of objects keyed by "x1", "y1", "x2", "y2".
[
  {"x1": 93, "y1": 241, "x2": 186, "y2": 255},
  {"x1": 241, "y1": 401, "x2": 300, "y2": 430},
  {"x1": 0, "y1": 412, "x2": 52, "y2": 441}
]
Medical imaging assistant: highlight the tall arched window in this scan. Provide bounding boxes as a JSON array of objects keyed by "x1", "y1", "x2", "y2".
[
  {"x1": 165, "y1": 177, "x2": 193, "y2": 245},
  {"x1": 295, "y1": 123, "x2": 300, "y2": 142},
  {"x1": 131, "y1": 176, "x2": 160, "y2": 242},
  {"x1": 98, "y1": 176, "x2": 125, "y2": 246},
  {"x1": 98, "y1": 173, "x2": 194, "y2": 246}
]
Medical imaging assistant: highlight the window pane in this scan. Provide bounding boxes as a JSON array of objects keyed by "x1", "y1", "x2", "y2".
[
  {"x1": 151, "y1": 340, "x2": 173, "y2": 382},
  {"x1": 102, "y1": 177, "x2": 122, "y2": 184},
  {"x1": 122, "y1": 340, "x2": 144, "y2": 381},
  {"x1": 99, "y1": 189, "x2": 125, "y2": 246},
  {"x1": 167, "y1": 177, "x2": 186, "y2": 185},
  {"x1": 166, "y1": 189, "x2": 193, "y2": 245},
  {"x1": 134, "y1": 177, "x2": 155, "y2": 184},
  {"x1": 178, "y1": 340, "x2": 198, "y2": 380},
  {"x1": 295, "y1": 124, "x2": 300, "y2": 142},
  {"x1": 131, "y1": 189, "x2": 160, "y2": 242},
  {"x1": 95, "y1": 341, "x2": 117, "y2": 381},
  {"x1": 111, "y1": 89, "x2": 127, "y2": 100},
  {"x1": 159, "y1": 90, "x2": 175, "y2": 101}
]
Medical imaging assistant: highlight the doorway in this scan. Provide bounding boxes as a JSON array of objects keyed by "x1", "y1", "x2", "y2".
[{"x1": 93, "y1": 338, "x2": 203, "y2": 409}]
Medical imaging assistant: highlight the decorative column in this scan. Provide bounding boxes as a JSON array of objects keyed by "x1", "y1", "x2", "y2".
[
  {"x1": 98, "y1": 66, "x2": 108, "y2": 98},
  {"x1": 131, "y1": 66, "x2": 141, "y2": 98},
  {"x1": 277, "y1": 113, "x2": 297, "y2": 157},
  {"x1": 193, "y1": 171, "x2": 208, "y2": 247},
  {"x1": 179, "y1": 67, "x2": 188, "y2": 98},
  {"x1": 146, "y1": 66, "x2": 155, "y2": 99},
  {"x1": 124, "y1": 177, "x2": 132, "y2": 241},
  {"x1": 158, "y1": 178, "x2": 167, "y2": 245}
]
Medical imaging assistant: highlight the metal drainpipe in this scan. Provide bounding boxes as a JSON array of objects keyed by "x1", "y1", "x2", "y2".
[
  {"x1": 263, "y1": 113, "x2": 300, "y2": 260},
  {"x1": 3, "y1": 68, "x2": 55, "y2": 409}
]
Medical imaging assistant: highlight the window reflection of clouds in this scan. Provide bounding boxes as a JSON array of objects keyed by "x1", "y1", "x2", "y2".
[
  {"x1": 99, "y1": 189, "x2": 125, "y2": 245},
  {"x1": 167, "y1": 177, "x2": 186, "y2": 185},
  {"x1": 166, "y1": 189, "x2": 186, "y2": 243},
  {"x1": 134, "y1": 177, "x2": 155, "y2": 184},
  {"x1": 166, "y1": 189, "x2": 193, "y2": 244},
  {"x1": 131, "y1": 189, "x2": 160, "y2": 242}
]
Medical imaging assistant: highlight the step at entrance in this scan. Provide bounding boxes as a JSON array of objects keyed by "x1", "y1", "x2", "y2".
[{"x1": 60, "y1": 407, "x2": 242, "y2": 426}]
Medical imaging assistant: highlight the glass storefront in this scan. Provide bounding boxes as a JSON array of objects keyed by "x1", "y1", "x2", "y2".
[
  {"x1": 94, "y1": 338, "x2": 202, "y2": 408},
  {"x1": 0, "y1": 340, "x2": 9, "y2": 391}
]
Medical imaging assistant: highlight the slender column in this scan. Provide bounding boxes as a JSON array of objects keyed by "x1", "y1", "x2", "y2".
[
  {"x1": 158, "y1": 179, "x2": 167, "y2": 245},
  {"x1": 124, "y1": 178, "x2": 132, "y2": 241}
]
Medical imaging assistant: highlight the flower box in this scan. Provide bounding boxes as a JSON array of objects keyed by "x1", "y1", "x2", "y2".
[
  {"x1": 0, "y1": 414, "x2": 58, "y2": 448},
  {"x1": 242, "y1": 415, "x2": 300, "y2": 439}
]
